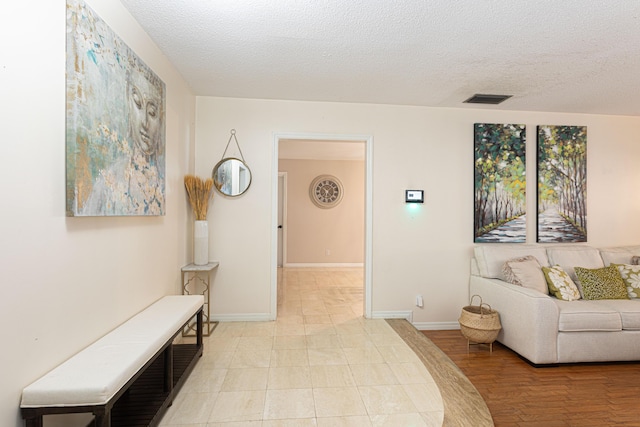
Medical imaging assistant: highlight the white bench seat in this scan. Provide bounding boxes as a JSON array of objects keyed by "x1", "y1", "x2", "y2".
[{"x1": 21, "y1": 295, "x2": 204, "y2": 426}]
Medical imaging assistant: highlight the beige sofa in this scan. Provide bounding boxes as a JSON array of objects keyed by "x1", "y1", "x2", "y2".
[{"x1": 469, "y1": 244, "x2": 640, "y2": 365}]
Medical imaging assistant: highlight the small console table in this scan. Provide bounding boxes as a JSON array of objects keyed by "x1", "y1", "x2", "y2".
[{"x1": 181, "y1": 261, "x2": 219, "y2": 336}]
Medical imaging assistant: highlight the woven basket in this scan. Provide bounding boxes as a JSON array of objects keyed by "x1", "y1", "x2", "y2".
[{"x1": 458, "y1": 295, "x2": 501, "y2": 344}]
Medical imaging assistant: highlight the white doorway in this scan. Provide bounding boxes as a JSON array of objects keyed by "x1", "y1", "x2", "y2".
[{"x1": 270, "y1": 133, "x2": 373, "y2": 320}]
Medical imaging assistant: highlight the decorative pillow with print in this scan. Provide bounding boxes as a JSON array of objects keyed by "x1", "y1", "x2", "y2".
[
  {"x1": 542, "y1": 265, "x2": 581, "y2": 301},
  {"x1": 632, "y1": 256, "x2": 640, "y2": 266},
  {"x1": 574, "y1": 265, "x2": 629, "y2": 300},
  {"x1": 502, "y1": 255, "x2": 548, "y2": 295},
  {"x1": 612, "y1": 263, "x2": 640, "y2": 299}
]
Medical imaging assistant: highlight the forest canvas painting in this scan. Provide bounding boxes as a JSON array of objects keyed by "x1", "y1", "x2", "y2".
[
  {"x1": 537, "y1": 126, "x2": 587, "y2": 242},
  {"x1": 66, "y1": 0, "x2": 166, "y2": 216},
  {"x1": 474, "y1": 123, "x2": 526, "y2": 243}
]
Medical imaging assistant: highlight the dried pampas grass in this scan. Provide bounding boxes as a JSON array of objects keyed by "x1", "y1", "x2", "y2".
[{"x1": 184, "y1": 175, "x2": 213, "y2": 220}]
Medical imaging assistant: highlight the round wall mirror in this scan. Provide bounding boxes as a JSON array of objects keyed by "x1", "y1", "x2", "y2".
[{"x1": 212, "y1": 157, "x2": 252, "y2": 197}]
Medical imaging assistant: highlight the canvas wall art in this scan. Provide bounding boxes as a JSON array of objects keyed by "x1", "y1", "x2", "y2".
[
  {"x1": 537, "y1": 125, "x2": 587, "y2": 242},
  {"x1": 66, "y1": 0, "x2": 166, "y2": 216},
  {"x1": 474, "y1": 123, "x2": 526, "y2": 243}
]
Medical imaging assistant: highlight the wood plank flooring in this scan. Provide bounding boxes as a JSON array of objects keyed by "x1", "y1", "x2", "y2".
[
  {"x1": 388, "y1": 319, "x2": 493, "y2": 427},
  {"x1": 422, "y1": 330, "x2": 640, "y2": 427}
]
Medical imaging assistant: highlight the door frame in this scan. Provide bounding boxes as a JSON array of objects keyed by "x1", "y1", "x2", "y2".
[
  {"x1": 270, "y1": 132, "x2": 373, "y2": 319},
  {"x1": 277, "y1": 172, "x2": 288, "y2": 267}
]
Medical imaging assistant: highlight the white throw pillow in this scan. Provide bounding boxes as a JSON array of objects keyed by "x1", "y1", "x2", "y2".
[{"x1": 502, "y1": 256, "x2": 549, "y2": 295}]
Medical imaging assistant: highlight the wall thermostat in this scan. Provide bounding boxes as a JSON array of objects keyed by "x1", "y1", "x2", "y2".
[{"x1": 405, "y1": 190, "x2": 424, "y2": 203}]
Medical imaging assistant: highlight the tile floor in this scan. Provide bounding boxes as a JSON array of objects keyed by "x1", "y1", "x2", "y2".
[{"x1": 160, "y1": 268, "x2": 444, "y2": 426}]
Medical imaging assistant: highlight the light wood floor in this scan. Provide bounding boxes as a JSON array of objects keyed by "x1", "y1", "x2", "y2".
[{"x1": 422, "y1": 330, "x2": 640, "y2": 427}]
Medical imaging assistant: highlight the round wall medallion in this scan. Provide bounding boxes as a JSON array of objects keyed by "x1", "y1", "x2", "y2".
[{"x1": 309, "y1": 175, "x2": 344, "y2": 209}]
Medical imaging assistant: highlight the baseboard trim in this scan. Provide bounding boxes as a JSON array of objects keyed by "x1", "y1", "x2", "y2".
[
  {"x1": 412, "y1": 321, "x2": 460, "y2": 331},
  {"x1": 283, "y1": 263, "x2": 365, "y2": 268},
  {"x1": 211, "y1": 313, "x2": 274, "y2": 322},
  {"x1": 209, "y1": 314, "x2": 460, "y2": 330},
  {"x1": 371, "y1": 311, "x2": 413, "y2": 322}
]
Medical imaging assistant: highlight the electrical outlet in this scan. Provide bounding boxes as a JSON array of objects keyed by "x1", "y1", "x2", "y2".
[
  {"x1": 325, "y1": 249, "x2": 331, "y2": 256},
  {"x1": 416, "y1": 295, "x2": 424, "y2": 308}
]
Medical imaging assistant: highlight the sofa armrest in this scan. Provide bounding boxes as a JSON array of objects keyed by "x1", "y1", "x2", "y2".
[{"x1": 469, "y1": 275, "x2": 559, "y2": 364}]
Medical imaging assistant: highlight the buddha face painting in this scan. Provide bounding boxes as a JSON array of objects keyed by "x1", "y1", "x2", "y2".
[{"x1": 127, "y1": 70, "x2": 163, "y2": 157}]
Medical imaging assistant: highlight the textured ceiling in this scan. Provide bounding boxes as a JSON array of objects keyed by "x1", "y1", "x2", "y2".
[{"x1": 120, "y1": 0, "x2": 640, "y2": 116}]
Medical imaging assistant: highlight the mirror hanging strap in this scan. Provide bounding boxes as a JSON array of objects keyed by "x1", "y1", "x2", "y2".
[{"x1": 221, "y1": 129, "x2": 246, "y2": 162}]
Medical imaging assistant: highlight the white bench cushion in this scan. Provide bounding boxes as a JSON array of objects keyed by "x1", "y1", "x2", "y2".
[{"x1": 21, "y1": 295, "x2": 203, "y2": 408}]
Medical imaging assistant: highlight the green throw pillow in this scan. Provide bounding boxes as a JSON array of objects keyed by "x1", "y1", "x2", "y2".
[
  {"x1": 611, "y1": 263, "x2": 640, "y2": 299},
  {"x1": 542, "y1": 265, "x2": 581, "y2": 301},
  {"x1": 574, "y1": 265, "x2": 629, "y2": 300}
]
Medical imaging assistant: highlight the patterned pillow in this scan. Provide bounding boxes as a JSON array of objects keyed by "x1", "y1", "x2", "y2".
[
  {"x1": 542, "y1": 265, "x2": 581, "y2": 301},
  {"x1": 612, "y1": 264, "x2": 640, "y2": 299},
  {"x1": 502, "y1": 256, "x2": 548, "y2": 295},
  {"x1": 632, "y1": 256, "x2": 640, "y2": 266},
  {"x1": 574, "y1": 266, "x2": 629, "y2": 300}
]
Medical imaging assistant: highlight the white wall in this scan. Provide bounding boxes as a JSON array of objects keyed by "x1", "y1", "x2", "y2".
[
  {"x1": 196, "y1": 96, "x2": 640, "y2": 327},
  {"x1": 0, "y1": 1, "x2": 195, "y2": 426},
  {"x1": 4, "y1": 2, "x2": 640, "y2": 424}
]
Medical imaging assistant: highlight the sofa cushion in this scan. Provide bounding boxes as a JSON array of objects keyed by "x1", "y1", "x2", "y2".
[
  {"x1": 600, "y1": 247, "x2": 639, "y2": 266},
  {"x1": 474, "y1": 245, "x2": 549, "y2": 279},
  {"x1": 547, "y1": 246, "x2": 604, "y2": 297},
  {"x1": 553, "y1": 300, "x2": 622, "y2": 332},
  {"x1": 575, "y1": 266, "x2": 629, "y2": 300},
  {"x1": 596, "y1": 300, "x2": 640, "y2": 330},
  {"x1": 542, "y1": 265, "x2": 581, "y2": 301},
  {"x1": 612, "y1": 264, "x2": 640, "y2": 299},
  {"x1": 502, "y1": 256, "x2": 548, "y2": 295}
]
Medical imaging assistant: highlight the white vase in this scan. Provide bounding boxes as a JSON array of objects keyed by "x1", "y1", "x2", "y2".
[{"x1": 193, "y1": 220, "x2": 209, "y2": 265}]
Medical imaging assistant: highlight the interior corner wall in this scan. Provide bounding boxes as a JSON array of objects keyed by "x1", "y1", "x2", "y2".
[
  {"x1": 0, "y1": 1, "x2": 195, "y2": 426},
  {"x1": 279, "y1": 159, "x2": 365, "y2": 265},
  {"x1": 195, "y1": 96, "x2": 640, "y2": 325}
]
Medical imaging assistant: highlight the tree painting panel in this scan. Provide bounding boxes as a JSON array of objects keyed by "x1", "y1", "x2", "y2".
[
  {"x1": 474, "y1": 124, "x2": 526, "y2": 243},
  {"x1": 66, "y1": 0, "x2": 166, "y2": 216},
  {"x1": 537, "y1": 126, "x2": 587, "y2": 242}
]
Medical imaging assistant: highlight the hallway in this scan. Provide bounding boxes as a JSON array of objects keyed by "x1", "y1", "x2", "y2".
[
  {"x1": 159, "y1": 267, "x2": 444, "y2": 426},
  {"x1": 277, "y1": 267, "x2": 364, "y2": 322}
]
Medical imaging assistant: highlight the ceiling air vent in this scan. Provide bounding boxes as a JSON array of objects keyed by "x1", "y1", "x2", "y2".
[{"x1": 463, "y1": 94, "x2": 512, "y2": 105}]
